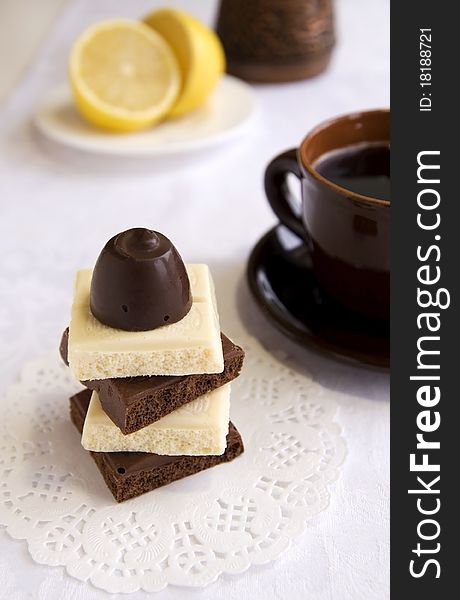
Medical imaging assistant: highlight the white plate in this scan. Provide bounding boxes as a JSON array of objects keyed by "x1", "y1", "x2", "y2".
[{"x1": 34, "y1": 75, "x2": 256, "y2": 156}]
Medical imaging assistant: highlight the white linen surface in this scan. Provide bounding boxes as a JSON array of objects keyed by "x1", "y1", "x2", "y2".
[{"x1": 0, "y1": 0, "x2": 390, "y2": 598}]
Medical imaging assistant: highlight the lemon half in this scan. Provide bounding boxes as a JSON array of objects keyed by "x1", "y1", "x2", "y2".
[
  {"x1": 69, "y1": 19, "x2": 181, "y2": 131},
  {"x1": 143, "y1": 9, "x2": 225, "y2": 117}
]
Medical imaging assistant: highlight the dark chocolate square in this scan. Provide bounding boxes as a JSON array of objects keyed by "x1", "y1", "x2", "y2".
[
  {"x1": 70, "y1": 390, "x2": 244, "y2": 503},
  {"x1": 61, "y1": 328, "x2": 244, "y2": 434}
]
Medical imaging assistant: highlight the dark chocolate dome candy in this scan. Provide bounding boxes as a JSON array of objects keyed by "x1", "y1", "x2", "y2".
[{"x1": 90, "y1": 228, "x2": 192, "y2": 331}]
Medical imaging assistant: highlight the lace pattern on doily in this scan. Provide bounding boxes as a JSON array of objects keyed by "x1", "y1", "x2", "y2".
[{"x1": 0, "y1": 338, "x2": 346, "y2": 593}]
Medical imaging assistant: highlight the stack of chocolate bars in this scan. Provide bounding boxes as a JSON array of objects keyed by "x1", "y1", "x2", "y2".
[{"x1": 61, "y1": 228, "x2": 245, "y2": 502}]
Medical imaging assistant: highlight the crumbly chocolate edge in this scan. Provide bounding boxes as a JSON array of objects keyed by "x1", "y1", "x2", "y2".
[
  {"x1": 61, "y1": 327, "x2": 245, "y2": 434},
  {"x1": 69, "y1": 390, "x2": 244, "y2": 503}
]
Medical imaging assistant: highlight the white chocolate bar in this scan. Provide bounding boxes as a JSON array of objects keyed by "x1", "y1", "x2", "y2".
[
  {"x1": 81, "y1": 385, "x2": 231, "y2": 456},
  {"x1": 68, "y1": 264, "x2": 223, "y2": 380}
]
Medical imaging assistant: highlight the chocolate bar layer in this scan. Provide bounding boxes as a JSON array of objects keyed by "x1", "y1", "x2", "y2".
[
  {"x1": 69, "y1": 265, "x2": 223, "y2": 380},
  {"x1": 70, "y1": 390, "x2": 244, "y2": 503},
  {"x1": 61, "y1": 328, "x2": 244, "y2": 434}
]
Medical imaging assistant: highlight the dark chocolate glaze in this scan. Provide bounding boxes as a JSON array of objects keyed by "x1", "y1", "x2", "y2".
[{"x1": 90, "y1": 228, "x2": 192, "y2": 331}]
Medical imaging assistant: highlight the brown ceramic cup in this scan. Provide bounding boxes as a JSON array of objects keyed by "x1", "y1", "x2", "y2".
[{"x1": 264, "y1": 109, "x2": 390, "y2": 320}]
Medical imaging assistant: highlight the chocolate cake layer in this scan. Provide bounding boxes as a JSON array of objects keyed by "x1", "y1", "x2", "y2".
[
  {"x1": 61, "y1": 328, "x2": 244, "y2": 434},
  {"x1": 70, "y1": 390, "x2": 244, "y2": 503}
]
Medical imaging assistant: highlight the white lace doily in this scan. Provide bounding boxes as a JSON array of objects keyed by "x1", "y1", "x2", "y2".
[{"x1": 0, "y1": 338, "x2": 346, "y2": 593}]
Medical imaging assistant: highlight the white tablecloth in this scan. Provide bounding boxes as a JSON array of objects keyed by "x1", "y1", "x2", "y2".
[{"x1": 0, "y1": 0, "x2": 390, "y2": 598}]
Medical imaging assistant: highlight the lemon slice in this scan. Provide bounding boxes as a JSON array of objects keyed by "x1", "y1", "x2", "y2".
[
  {"x1": 69, "y1": 19, "x2": 180, "y2": 131},
  {"x1": 143, "y1": 9, "x2": 225, "y2": 117}
]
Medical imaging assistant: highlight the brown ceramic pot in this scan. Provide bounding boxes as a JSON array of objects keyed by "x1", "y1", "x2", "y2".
[
  {"x1": 215, "y1": 0, "x2": 335, "y2": 83},
  {"x1": 264, "y1": 109, "x2": 390, "y2": 320}
]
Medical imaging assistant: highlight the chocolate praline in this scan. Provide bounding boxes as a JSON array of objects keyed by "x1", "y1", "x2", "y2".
[{"x1": 90, "y1": 228, "x2": 192, "y2": 331}]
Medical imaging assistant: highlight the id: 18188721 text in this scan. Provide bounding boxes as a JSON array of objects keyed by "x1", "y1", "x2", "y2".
[{"x1": 419, "y1": 28, "x2": 432, "y2": 112}]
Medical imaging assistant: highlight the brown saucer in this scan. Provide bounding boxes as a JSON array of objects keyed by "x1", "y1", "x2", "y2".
[{"x1": 247, "y1": 226, "x2": 390, "y2": 370}]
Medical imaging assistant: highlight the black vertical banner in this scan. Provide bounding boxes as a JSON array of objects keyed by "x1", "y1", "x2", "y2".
[{"x1": 391, "y1": 2, "x2": 458, "y2": 597}]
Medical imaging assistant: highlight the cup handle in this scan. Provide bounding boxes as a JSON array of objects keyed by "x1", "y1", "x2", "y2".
[{"x1": 264, "y1": 148, "x2": 305, "y2": 239}]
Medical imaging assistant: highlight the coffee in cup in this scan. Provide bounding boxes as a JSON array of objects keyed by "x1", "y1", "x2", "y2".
[{"x1": 264, "y1": 109, "x2": 390, "y2": 320}]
